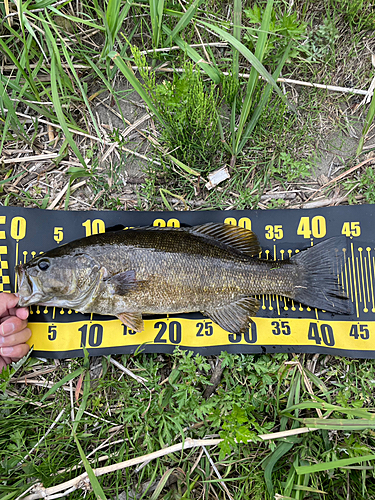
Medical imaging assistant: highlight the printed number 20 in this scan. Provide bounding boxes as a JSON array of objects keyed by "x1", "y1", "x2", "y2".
[{"x1": 154, "y1": 321, "x2": 182, "y2": 344}]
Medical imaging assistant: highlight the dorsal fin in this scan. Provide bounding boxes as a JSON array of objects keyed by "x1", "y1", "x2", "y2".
[{"x1": 189, "y1": 223, "x2": 261, "y2": 257}]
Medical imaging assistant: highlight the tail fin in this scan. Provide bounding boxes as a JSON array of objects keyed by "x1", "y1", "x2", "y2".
[{"x1": 291, "y1": 237, "x2": 353, "y2": 314}]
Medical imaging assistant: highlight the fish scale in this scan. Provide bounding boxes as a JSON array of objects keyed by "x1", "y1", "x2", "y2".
[{"x1": 16, "y1": 223, "x2": 352, "y2": 334}]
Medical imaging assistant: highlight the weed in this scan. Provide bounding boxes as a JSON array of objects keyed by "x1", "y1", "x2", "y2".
[
  {"x1": 345, "y1": 166, "x2": 375, "y2": 204},
  {"x1": 131, "y1": 51, "x2": 223, "y2": 171},
  {"x1": 357, "y1": 86, "x2": 375, "y2": 156},
  {"x1": 244, "y1": 3, "x2": 307, "y2": 63},
  {"x1": 267, "y1": 198, "x2": 286, "y2": 209},
  {"x1": 331, "y1": 0, "x2": 375, "y2": 30},
  {"x1": 273, "y1": 152, "x2": 311, "y2": 181},
  {"x1": 304, "y1": 17, "x2": 339, "y2": 63},
  {"x1": 221, "y1": 71, "x2": 241, "y2": 109}
]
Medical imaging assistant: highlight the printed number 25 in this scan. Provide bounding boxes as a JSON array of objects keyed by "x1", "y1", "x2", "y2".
[{"x1": 196, "y1": 322, "x2": 213, "y2": 336}]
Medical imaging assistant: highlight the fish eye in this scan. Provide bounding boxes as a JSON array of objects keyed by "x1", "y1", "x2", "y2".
[{"x1": 38, "y1": 260, "x2": 50, "y2": 271}]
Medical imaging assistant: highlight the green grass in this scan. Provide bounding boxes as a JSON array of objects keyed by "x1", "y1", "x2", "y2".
[{"x1": 3, "y1": 352, "x2": 375, "y2": 499}]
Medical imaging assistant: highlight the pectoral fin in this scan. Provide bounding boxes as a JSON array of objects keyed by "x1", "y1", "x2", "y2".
[
  {"x1": 204, "y1": 297, "x2": 260, "y2": 334},
  {"x1": 107, "y1": 270, "x2": 138, "y2": 295},
  {"x1": 117, "y1": 312, "x2": 144, "y2": 332}
]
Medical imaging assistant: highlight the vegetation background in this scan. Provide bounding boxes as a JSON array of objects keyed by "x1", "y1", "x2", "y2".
[{"x1": 1, "y1": 0, "x2": 375, "y2": 498}]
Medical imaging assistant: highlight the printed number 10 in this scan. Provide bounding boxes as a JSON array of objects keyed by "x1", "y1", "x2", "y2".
[
  {"x1": 79, "y1": 324, "x2": 103, "y2": 347},
  {"x1": 82, "y1": 219, "x2": 105, "y2": 237}
]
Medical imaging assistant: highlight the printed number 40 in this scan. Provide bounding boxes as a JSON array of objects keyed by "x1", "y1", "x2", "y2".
[{"x1": 297, "y1": 216, "x2": 326, "y2": 239}]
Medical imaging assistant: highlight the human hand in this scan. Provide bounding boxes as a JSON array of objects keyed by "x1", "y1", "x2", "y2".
[{"x1": 0, "y1": 293, "x2": 31, "y2": 372}]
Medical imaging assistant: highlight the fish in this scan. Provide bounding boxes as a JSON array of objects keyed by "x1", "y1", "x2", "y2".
[{"x1": 15, "y1": 223, "x2": 353, "y2": 334}]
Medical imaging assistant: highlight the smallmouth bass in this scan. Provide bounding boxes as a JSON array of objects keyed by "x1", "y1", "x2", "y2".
[{"x1": 16, "y1": 223, "x2": 352, "y2": 334}]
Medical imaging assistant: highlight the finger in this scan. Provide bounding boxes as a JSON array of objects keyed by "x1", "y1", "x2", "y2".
[
  {"x1": 0, "y1": 327, "x2": 32, "y2": 349},
  {"x1": 0, "y1": 318, "x2": 29, "y2": 337},
  {"x1": 16, "y1": 307, "x2": 29, "y2": 320},
  {"x1": 8, "y1": 305, "x2": 29, "y2": 319},
  {"x1": 0, "y1": 293, "x2": 19, "y2": 317},
  {"x1": 0, "y1": 342, "x2": 30, "y2": 360}
]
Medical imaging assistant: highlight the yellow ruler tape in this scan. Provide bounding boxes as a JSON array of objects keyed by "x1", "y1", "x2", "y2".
[{"x1": 27, "y1": 317, "x2": 374, "y2": 354}]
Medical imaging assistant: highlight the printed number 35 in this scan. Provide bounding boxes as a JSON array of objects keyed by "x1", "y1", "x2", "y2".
[{"x1": 271, "y1": 321, "x2": 291, "y2": 335}]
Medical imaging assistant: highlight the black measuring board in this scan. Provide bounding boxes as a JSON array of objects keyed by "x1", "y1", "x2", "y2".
[{"x1": 0, "y1": 205, "x2": 374, "y2": 358}]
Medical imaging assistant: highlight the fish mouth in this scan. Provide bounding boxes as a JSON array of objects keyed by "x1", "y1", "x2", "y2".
[{"x1": 16, "y1": 265, "x2": 46, "y2": 307}]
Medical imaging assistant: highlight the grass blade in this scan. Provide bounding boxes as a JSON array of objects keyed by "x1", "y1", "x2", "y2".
[
  {"x1": 264, "y1": 369, "x2": 301, "y2": 497},
  {"x1": 302, "y1": 418, "x2": 375, "y2": 430},
  {"x1": 0, "y1": 79, "x2": 29, "y2": 152},
  {"x1": 109, "y1": 51, "x2": 166, "y2": 126},
  {"x1": 168, "y1": 0, "x2": 203, "y2": 42},
  {"x1": 357, "y1": 89, "x2": 375, "y2": 156},
  {"x1": 284, "y1": 402, "x2": 375, "y2": 419},
  {"x1": 166, "y1": 154, "x2": 201, "y2": 176},
  {"x1": 0, "y1": 38, "x2": 39, "y2": 97},
  {"x1": 73, "y1": 433, "x2": 108, "y2": 499},
  {"x1": 162, "y1": 25, "x2": 221, "y2": 83},
  {"x1": 106, "y1": 0, "x2": 121, "y2": 38},
  {"x1": 50, "y1": 55, "x2": 86, "y2": 166},
  {"x1": 235, "y1": 0, "x2": 273, "y2": 154},
  {"x1": 102, "y1": 0, "x2": 132, "y2": 57},
  {"x1": 149, "y1": 0, "x2": 165, "y2": 52},
  {"x1": 160, "y1": 188, "x2": 188, "y2": 210},
  {"x1": 295, "y1": 454, "x2": 375, "y2": 475},
  {"x1": 56, "y1": 36, "x2": 102, "y2": 140},
  {"x1": 41, "y1": 367, "x2": 84, "y2": 401},
  {"x1": 232, "y1": 0, "x2": 242, "y2": 78},
  {"x1": 150, "y1": 468, "x2": 178, "y2": 500},
  {"x1": 237, "y1": 41, "x2": 292, "y2": 153},
  {"x1": 198, "y1": 17, "x2": 290, "y2": 104},
  {"x1": 47, "y1": 5, "x2": 104, "y2": 30},
  {"x1": 73, "y1": 366, "x2": 91, "y2": 433}
]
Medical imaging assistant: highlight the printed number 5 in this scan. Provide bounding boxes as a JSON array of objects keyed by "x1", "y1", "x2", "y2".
[
  {"x1": 48, "y1": 325, "x2": 57, "y2": 341},
  {"x1": 54, "y1": 227, "x2": 64, "y2": 243}
]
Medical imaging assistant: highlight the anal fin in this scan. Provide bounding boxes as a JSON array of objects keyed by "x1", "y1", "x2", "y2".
[
  {"x1": 204, "y1": 297, "x2": 260, "y2": 334},
  {"x1": 117, "y1": 312, "x2": 144, "y2": 332}
]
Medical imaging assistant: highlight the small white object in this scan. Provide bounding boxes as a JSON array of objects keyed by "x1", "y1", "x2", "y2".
[{"x1": 205, "y1": 166, "x2": 230, "y2": 190}]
